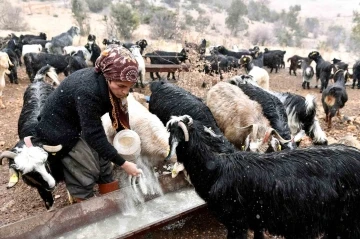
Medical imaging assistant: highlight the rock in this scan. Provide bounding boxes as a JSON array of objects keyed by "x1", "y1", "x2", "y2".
[
  {"x1": 0, "y1": 141, "x2": 5, "y2": 147},
  {"x1": 327, "y1": 136, "x2": 337, "y2": 145},
  {"x1": 337, "y1": 135, "x2": 360, "y2": 149},
  {"x1": 347, "y1": 125, "x2": 357, "y2": 132}
]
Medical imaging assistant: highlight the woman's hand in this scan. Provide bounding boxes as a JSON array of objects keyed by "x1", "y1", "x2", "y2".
[{"x1": 121, "y1": 161, "x2": 142, "y2": 176}]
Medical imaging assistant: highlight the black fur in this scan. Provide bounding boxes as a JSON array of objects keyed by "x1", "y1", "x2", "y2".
[
  {"x1": 308, "y1": 51, "x2": 334, "y2": 93},
  {"x1": 321, "y1": 70, "x2": 348, "y2": 129},
  {"x1": 1, "y1": 48, "x2": 19, "y2": 84},
  {"x1": 66, "y1": 51, "x2": 87, "y2": 74},
  {"x1": 24, "y1": 52, "x2": 69, "y2": 82},
  {"x1": 144, "y1": 49, "x2": 188, "y2": 81},
  {"x1": 272, "y1": 92, "x2": 327, "y2": 145},
  {"x1": 353, "y1": 60, "x2": 360, "y2": 89},
  {"x1": 167, "y1": 115, "x2": 360, "y2": 239},
  {"x1": 231, "y1": 83, "x2": 295, "y2": 150}
]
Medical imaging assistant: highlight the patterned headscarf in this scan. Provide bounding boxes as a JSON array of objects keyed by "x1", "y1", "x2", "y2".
[
  {"x1": 95, "y1": 45, "x2": 139, "y2": 82},
  {"x1": 95, "y1": 45, "x2": 139, "y2": 130}
]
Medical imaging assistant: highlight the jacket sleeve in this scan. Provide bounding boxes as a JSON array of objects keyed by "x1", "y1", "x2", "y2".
[{"x1": 75, "y1": 87, "x2": 126, "y2": 166}]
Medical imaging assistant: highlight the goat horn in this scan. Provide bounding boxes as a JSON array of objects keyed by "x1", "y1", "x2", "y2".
[
  {"x1": 178, "y1": 121, "x2": 189, "y2": 142},
  {"x1": 43, "y1": 144, "x2": 62, "y2": 153},
  {"x1": 0, "y1": 151, "x2": 17, "y2": 165},
  {"x1": 271, "y1": 129, "x2": 292, "y2": 144}
]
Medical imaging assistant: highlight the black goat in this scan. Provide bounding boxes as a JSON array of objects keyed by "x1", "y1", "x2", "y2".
[
  {"x1": 165, "y1": 114, "x2": 360, "y2": 239},
  {"x1": 20, "y1": 32, "x2": 47, "y2": 44},
  {"x1": 84, "y1": 40, "x2": 101, "y2": 67},
  {"x1": 252, "y1": 52, "x2": 264, "y2": 68},
  {"x1": 6, "y1": 36, "x2": 23, "y2": 66},
  {"x1": 215, "y1": 45, "x2": 255, "y2": 59},
  {"x1": 352, "y1": 60, "x2": 360, "y2": 89},
  {"x1": 201, "y1": 53, "x2": 229, "y2": 80},
  {"x1": 308, "y1": 51, "x2": 334, "y2": 93},
  {"x1": 144, "y1": 49, "x2": 188, "y2": 81},
  {"x1": 66, "y1": 51, "x2": 87, "y2": 75},
  {"x1": 0, "y1": 77, "x2": 63, "y2": 210},
  {"x1": 102, "y1": 38, "x2": 121, "y2": 46},
  {"x1": 287, "y1": 55, "x2": 308, "y2": 76},
  {"x1": 264, "y1": 48, "x2": 286, "y2": 68},
  {"x1": 322, "y1": 69, "x2": 348, "y2": 129},
  {"x1": 263, "y1": 51, "x2": 280, "y2": 73},
  {"x1": 24, "y1": 52, "x2": 69, "y2": 82}
]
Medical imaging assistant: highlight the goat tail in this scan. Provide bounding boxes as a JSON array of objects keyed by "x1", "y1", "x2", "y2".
[
  {"x1": 287, "y1": 57, "x2": 292, "y2": 62},
  {"x1": 305, "y1": 94, "x2": 316, "y2": 115}
]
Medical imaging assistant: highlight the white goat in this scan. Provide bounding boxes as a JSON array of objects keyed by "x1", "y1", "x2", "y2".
[
  {"x1": 22, "y1": 44, "x2": 43, "y2": 57},
  {"x1": 101, "y1": 93, "x2": 174, "y2": 165},
  {"x1": 239, "y1": 55, "x2": 270, "y2": 90},
  {"x1": 129, "y1": 45, "x2": 146, "y2": 88},
  {"x1": 206, "y1": 82, "x2": 286, "y2": 152},
  {"x1": 0, "y1": 52, "x2": 13, "y2": 109}
]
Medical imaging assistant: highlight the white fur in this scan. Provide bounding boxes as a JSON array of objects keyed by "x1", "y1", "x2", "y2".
[
  {"x1": 34, "y1": 66, "x2": 60, "y2": 86},
  {"x1": 101, "y1": 93, "x2": 175, "y2": 165},
  {"x1": 128, "y1": 93, "x2": 174, "y2": 164},
  {"x1": 63, "y1": 46, "x2": 92, "y2": 66},
  {"x1": 130, "y1": 45, "x2": 145, "y2": 86},
  {"x1": 309, "y1": 117, "x2": 328, "y2": 144},
  {"x1": 248, "y1": 66, "x2": 270, "y2": 90},
  {"x1": 0, "y1": 52, "x2": 12, "y2": 108},
  {"x1": 305, "y1": 94, "x2": 315, "y2": 115},
  {"x1": 22, "y1": 44, "x2": 43, "y2": 56},
  {"x1": 13, "y1": 146, "x2": 55, "y2": 188}
]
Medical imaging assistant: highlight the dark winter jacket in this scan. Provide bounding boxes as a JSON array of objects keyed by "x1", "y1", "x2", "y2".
[{"x1": 35, "y1": 68, "x2": 126, "y2": 166}]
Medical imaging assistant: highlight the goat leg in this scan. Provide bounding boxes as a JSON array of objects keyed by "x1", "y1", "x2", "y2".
[
  {"x1": 337, "y1": 110, "x2": 341, "y2": 119},
  {"x1": 150, "y1": 72, "x2": 155, "y2": 81},
  {"x1": 327, "y1": 114, "x2": 332, "y2": 129}
]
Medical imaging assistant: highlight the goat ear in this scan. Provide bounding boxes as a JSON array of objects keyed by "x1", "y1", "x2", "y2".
[{"x1": 237, "y1": 124, "x2": 255, "y2": 143}]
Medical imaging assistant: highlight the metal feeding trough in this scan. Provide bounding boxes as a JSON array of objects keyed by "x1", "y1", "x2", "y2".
[{"x1": 0, "y1": 174, "x2": 206, "y2": 239}]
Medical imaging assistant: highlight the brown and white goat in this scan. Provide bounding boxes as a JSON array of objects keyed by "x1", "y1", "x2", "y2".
[
  {"x1": 206, "y1": 82, "x2": 289, "y2": 152},
  {"x1": 0, "y1": 52, "x2": 13, "y2": 109}
]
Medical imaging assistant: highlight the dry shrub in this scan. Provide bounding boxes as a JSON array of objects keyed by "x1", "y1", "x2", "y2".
[
  {"x1": 0, "y1": 0, "x2": 27, "y2": 31},
  {"x1": 249, "y1": 25, "x2": 275, "y2": 46}
]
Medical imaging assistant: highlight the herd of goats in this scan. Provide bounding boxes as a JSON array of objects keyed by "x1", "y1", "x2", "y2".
[{"x1": 1, "y1": 25, "x2": 360, "y2": 239}]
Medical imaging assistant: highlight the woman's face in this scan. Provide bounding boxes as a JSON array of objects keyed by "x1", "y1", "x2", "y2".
[{"x1": 107, "y1": 80, "x2": 134, "y2": 98}]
